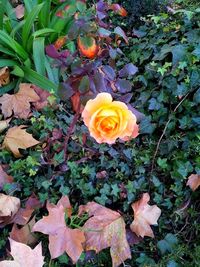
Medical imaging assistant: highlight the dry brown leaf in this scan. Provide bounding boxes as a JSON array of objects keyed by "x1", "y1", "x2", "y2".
[
  {"x1": 0, "y1": 165, "x2": 13, "y2": 188},
  {"x1": 10, "y1": 217, "x2": 37, "y2": 245},
  {"x1": 0, "y1": 119, "x2": 11, "y2": 133},
  {"x1": 32, "y1": 85, "x2": 51, "y2": 111},
  {"x1": 0, "y1": 194, "x2": 39, "y2": 228},
  {"x1": 130, "y1": 193, "x2": 161, "y2": 238},
  {"x1": 78, "y1": 202, "x2": 131, "y2": 267},
  {"x1": 25, "y1": 193, "x2": 42, "y2": 210},
  {"x1": 0, "y1": 194, "x2": 20, "y2": 217},
  {"x1": 187, "y1": 174, "x2": 200, "y2": 191},
  {"x1": 0, "y1": 238, "x2": 44, "y2": 267},
  {"x1": 71, "y1": 92, "x2": 81, "y2": 113},
  {"x1": 0, "y1": 67, "x2": 10, "y2": 87},
  {"x1": 3, "y1": 125, "x2": 39, "y2": 157},
  {"x1": 32, "y1": 196, "x2": 85, "y2": 263},
  {"x1": 12, "y1": 207, "x2": 34, "y2": 226},
  {"x1": 0, "y1": 83, "x2": 40, "y2": 119}
]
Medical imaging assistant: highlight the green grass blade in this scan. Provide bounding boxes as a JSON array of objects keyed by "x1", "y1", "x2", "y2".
[
  {"x1": 32, "y1": 28, "x2": 56, "y2": 38},
  {"x1": 0, "y1": 59, "x2": 19, "y2": 67},
  {"x1": 23, "y1": 0, "x2": 35, "y2": 13},
  {"x1": 38, "y1": 0, "x2": 51, "y2": 27},
  {"x1": 33, "y1": 37, "x2": 45, "y2": 76},
  {"x1": 45, "y1": 57, "x2": 59, "y2": 84},
  {"x1": 5, "y1": 1, "x2": 18, "y2": 28},
  {"x1": 0, "y1": 46, "x2": 16, "y2": 57},
  {"x1": 49, "y1": 3, "x2": 73, "y2": 42},
  {"x1": 11, "y1": 20, "x2": 25, "y2": 38},
  {"x1": 0, "y1": 0, "x2": 6, "y2": 30},
  {"x1": 22, "y1": 67, "x2": 58, "y2": 93},
  {"x1": 0, "y1": 30, "x2": 29, "y2": 60},
  {"x1": 11, "y1": 65, "x2": 24, "y2": 77},
  {"x1": 22, "y1": 3, "x2": 44, "y2": 48}
]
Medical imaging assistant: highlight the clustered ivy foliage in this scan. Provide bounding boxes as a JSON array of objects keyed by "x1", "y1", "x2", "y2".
[
  {"x1": 118, "y1": 0, "x2": 167, "y2": 26},
  {"x1": 126, "y1": 9, "x2": 200, "y2": 266},
  {"x1": 0, "y1": 2, "x2": 200, "y2": 267}
]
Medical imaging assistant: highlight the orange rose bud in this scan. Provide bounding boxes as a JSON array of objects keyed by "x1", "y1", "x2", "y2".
[
  {"x1": 110, "y1": 4, "x2": 127, "y2": 17},
  {"x1": 82, "y1": 93, "x2": 139, "y2": 144},
  {"x1": 77, "y1": 36, "x2": 99, "y2": 59},
  {"x1": 118, "y1": 7, "x2": 127, "y2": 17},
  {"x1": 54, "y1": 36, "x2": 67, "y2": 50}
]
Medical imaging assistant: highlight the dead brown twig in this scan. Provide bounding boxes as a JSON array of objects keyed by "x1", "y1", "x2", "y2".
[
  {"x1": 151, "y1": 92, "x2": 190, "y2": 172},
  {"x1": 63, "y1": 102, "x2": 81, "y2": 161}
]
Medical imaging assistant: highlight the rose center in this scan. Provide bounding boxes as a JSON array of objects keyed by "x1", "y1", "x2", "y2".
[{"x1": 99, "y1": 117, "x2": 117, "y2": 133}]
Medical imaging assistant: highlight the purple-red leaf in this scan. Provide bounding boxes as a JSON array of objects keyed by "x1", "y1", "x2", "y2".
[
  {"x1": 115, "y1": 79, "x2": 132, "y2": 93},
  {"x1": 119, "y1": 63, "x2": 138, "y2": 78},
  {"x1": 114, "y1": 26, "x2": 128, "y2": 44},
  {"x1": 46, "y1": 45, "x2": 60, "y2": 58},
  {"x1": 102, "y1": 65, "x2": 116, "y2": 80}
]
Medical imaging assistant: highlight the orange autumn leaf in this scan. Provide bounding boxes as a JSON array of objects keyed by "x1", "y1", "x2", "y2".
[
  {"x1": 79, "y1": 202, "x2": 131, "y2": 267},
  {"x1": 0, "y1": 239, "x2": 44, "y2": 267},
  {"x1": 0, "y1": 83, "x2": 40, "y2": 119},
  {"x1": 32, "y1": 196, "x2": 85, "y2": 263},
  {"x1": 0, "y1": 67, "x2": 10, "y2": 87},
  {"x1": 77, "y1": 36, "x2": 99, "y2": 59},
  {"x1": 82, "y1": 92, "x2": 139, "y2": 144},
  {"x1": 0, "y1": 193, "x2": 20, "y2": 217},
  {"x1": 130, "y1": 193, "x2": 161, "y2": 238},
  {"x1": 187, "y1": 174, "x2": 200, "y2": 191},
  {"x1": 3, "y1": 125, "x2": 39, "y2": 158},
  {"x1": 54, "y1": 36, "x2": 67, "y2": 50}
]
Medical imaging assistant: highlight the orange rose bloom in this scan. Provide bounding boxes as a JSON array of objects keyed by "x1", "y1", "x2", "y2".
[{"x1": 82, "y1": 93, "x2": 139, "y2": 144}]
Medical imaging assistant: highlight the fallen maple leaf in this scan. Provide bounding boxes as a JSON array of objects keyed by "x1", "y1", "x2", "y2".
[
  {"x1": 0, "y1": 238, "x2": 44, "y2": 267},
  {"x1": 0, "y1": 165, "x2": 13, "y2": 188},
  {"x1": 0, "y1": 194, "x2": 39, "y2": 228},
  {"x1": 0, "y1": 83, "x2": 40, "y2": 119},
  {"x1": 10, "y1": 217, "x2": 37, "y2": 245},
  {"x1": 0, "y1": 67, "x2": 10, "y2": 87},
  {"x1": 32, "y1": 85, "x2": 51, "y2": 111},
  {"x1": 3, "y1": 125, "x2": 39, "y2": 157},
  {"x1": 12, "y1": 206, "x2": 34, "y2": 226},
  {"x1": 187, "y1": 174, "x2": 200, "y2": 191},
  {"x1": 0, "y1": 194, "x2": 20, "y2": 217},
  {"x1": 32, "y1": 196, "x2": 85, "y2": 263},
  {"x1": 130, "y1": 193, "x2": 161, "y2": 238},
  {"x1": 78, "y1": 202, "x2": 131, "y2": 267},
  {"x1": 0, "y1": 119, "x2": 11, "y2": 133}
]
